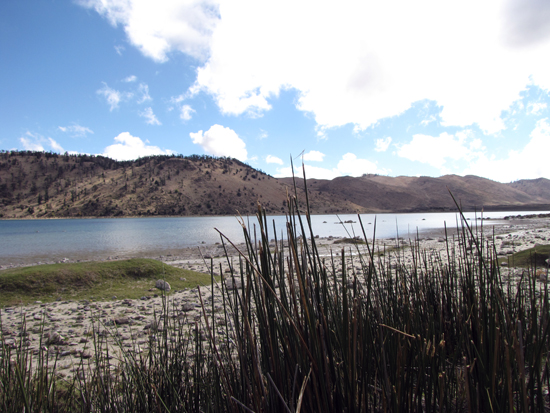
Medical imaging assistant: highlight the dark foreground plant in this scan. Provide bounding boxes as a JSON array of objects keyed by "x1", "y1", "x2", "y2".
[{"x1": 1, "y1": 180, "x2": 550, "y2": 411}]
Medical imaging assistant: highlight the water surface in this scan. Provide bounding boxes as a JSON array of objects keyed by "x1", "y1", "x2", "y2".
[{"x1": 0, "y1": 210, "x2": 546, "y2": 265}]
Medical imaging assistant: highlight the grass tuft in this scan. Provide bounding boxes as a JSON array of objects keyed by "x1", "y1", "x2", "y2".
[{"x1": 0, "y1": 259, "x2": 213, "y2": 306}]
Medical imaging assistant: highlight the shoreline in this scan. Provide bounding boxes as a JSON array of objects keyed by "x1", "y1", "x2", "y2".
[
  {"x1": 1, "y1": 216, "x2": 549, "y2": 378},
  {"x1": 1, "y1": 215, "x2": 548, "y2": 271},
  {"x1": 2, "y1": 206, "x2": 550, "y2": 222}
]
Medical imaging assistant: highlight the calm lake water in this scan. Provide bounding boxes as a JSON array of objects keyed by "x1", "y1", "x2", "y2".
[{"x1": 0, "y1": 211, "x2": 547, "y2": 265}]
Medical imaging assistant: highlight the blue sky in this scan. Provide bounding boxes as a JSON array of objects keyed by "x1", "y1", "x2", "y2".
[{"x1": 1, "y1": 0, "x2": 550, "y2": 182}]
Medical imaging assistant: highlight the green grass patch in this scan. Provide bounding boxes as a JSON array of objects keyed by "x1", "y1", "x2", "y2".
[
  {"x1": 0, "y1": 258, "x2": 216, "y2": 307},
  {"x1": 499, "y1": 244, "x2": 550, "y2": 268}
]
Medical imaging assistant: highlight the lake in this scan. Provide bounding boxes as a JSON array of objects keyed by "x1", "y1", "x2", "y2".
[{"x1": 0, "y1": 210, "x2": 547, "y2": 265}]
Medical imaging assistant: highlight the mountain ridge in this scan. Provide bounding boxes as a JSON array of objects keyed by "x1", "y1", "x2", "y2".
[{"x1": 1, "y1": 151, "x2": 549, "y2": 219}]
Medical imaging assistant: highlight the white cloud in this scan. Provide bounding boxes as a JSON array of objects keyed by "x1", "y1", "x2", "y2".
[
  {"x1": 170, "y1": 94, "x2": 185, "y2": 104},
  {"x1": 48, "y1": 138, "x2": 65, "y2": 152},
  {"x1": 58, "y1": 124, "x2": 94, "y2": 137},
  {"x1": 180, "y1": 104, "x2": 195, "y2": 121},
  {"x1": 275, "y1": 152, "x2": 387, "y2": 179},
  {"x1": 337, "y1": 153, "x2": 388, "y2": 176},
  {"x1": 528, "y1": 102, "x2": 547, "y2": 115},
  {"x1": 137, "y1": 83, "x2": 152, "y2": 103},
  {"x1": 139, "y1": 107, "x2": 161, "y2": 125},
  {"x1": 190, "y1": 124, "x2": 247, "y2": 161},
  {"x1": 123, "y1": 75, "x2": 137, "y2": 82},
  {"x1": 19, "y1": 132, "x2": 64, "y2": 152},
  {"x1": 114, "y1": 44, "x2": 125, "y2": 55},
  {"x1": 374, "y1": 137, "x2": 392, "y2": 152},
  {"x1": 168, "y1": 95, "x2": 195, "y2": 120},
  {"x1": 97, "y1": 83, "x2": 131, "y2": 111},
  {"x1": 266, "y1": 155, "x2": 283, "y2": 165},
  {"x1": 83, "y1": 1, "x2": 550, "y2": 136},
  {"x1": 303, "y1": 150, "x2": 325, "y2": 162},
  {"x1": 258, "y1": 129, "x2": 268, "y2": 140},
  {"x1": 463, "y1": 118, "x2": 550, "y2": 182},
  {"x1": 79, "y1": 0, "x2": 220, "y2": 62},
  {"x1": 101, "y1": 132, "x2": 172, "y2": 160},
  {"x1": 502, "y1": 0, "x2": 550, "y2": 47},
  {"x1": 397, "y1": 131, "x2": 482, "y2": 169},
  {"x1": 20, "y1": 136, "x2": 44, "y2": 151},
  {"x1": 191, "y1": 0, "x2": 550, "y2": 135}
]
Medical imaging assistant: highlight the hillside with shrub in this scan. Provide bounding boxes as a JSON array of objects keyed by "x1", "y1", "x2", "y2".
[{"x1": 1, "y1": 150, "x2": 549, "y2": 218}]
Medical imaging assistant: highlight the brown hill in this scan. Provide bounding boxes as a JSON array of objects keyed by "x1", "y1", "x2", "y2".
[
  {"x1": 278, "y1": 174, "x2": 550, "y2": 213},
  {"x1": 1, "y1": 151, "x2": 549, "y2": 219},
  {"x1": 507, "y1": 178, "x2": 550, "y2": 199},
  {"x1": 0, "y1": 151, "x2": 361, "y2": 219}
]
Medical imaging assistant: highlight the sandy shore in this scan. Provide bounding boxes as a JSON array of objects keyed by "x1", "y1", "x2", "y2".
[{"x1": 1, "y1": 216, "x2": 549, "y2": 378}]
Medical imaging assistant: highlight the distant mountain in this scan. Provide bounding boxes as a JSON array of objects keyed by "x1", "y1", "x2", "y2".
[
  {"x1": 1, "y1": 151, "x2": 549, "y2": 219},
  {"x1": 507, "y1": 178, "x2": 550, "y2": 199},
  {"x1": 279, "y1": 174, "x2": 550, "y2": 213}
]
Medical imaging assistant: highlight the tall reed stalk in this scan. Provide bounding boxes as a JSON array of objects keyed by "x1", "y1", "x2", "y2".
[{"x1": 1, "y1": 174, "x2": 549, "y2": 411}]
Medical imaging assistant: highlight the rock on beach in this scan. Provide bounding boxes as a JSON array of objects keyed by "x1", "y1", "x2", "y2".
[{"x1": 155, "y1": 279, "x2": 171, "y2": 291}]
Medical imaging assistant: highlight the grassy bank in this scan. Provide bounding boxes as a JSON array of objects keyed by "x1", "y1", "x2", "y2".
[
  {"x1": 1, "y1": 184, "x2": 550, "y2": 411},
  {"x1": 500, "y1": 244, "x2": 550, "y2": 268},
  {"x1": 0, "y1": 259, "x2": 212, "y2": 306}
]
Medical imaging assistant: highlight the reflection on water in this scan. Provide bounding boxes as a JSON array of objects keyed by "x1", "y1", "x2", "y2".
[{"x1": 0, "y1": 210, "x2": 547, "y2": 264}]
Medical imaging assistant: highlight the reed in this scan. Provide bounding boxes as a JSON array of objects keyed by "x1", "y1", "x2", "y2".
[{"x1": 1, "y1": 176, "x2": 549, "y2": 411}]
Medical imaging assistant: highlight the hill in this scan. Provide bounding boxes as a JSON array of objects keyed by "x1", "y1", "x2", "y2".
[
  {"x1": 280, "y1": 174, "x2": 550, "y2": 213},
  {"x1": 1, "y1": 151, "x2": 549, "y2": 218},
  {"x1": 0, "y1": 151, "x2": 361, "y2": 218}
]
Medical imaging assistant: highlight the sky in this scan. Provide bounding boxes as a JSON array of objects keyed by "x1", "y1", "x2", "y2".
[{"x1": 1, "y1": 0, "x2": 550, "y2": 183}]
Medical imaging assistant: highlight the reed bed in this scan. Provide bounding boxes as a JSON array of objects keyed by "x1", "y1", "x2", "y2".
[{"x1": 1, "y1": 183, "x2": 550, "y2": 412}]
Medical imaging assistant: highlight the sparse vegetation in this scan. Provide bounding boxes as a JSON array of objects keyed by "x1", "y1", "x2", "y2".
[
  {"x1": 0, "y1": 259, "x2": 213, "y2": 306},
  {"x1": 2, "y1": 183, "x2": 550, "y2": 411},
  {"x1": 0, "y1": 151, "x2": 356, "y2": 218},
  {"x1": 499, "y1": 244, "x2": 550, "y2": 268},
  {"x1": 2, "y1": 150, "x2": 550, "y2": 219}
]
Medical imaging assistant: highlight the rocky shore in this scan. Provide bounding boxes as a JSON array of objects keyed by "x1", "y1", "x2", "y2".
[{"x1": 1, "y1": 216, "x2": 550, "y2": 379}]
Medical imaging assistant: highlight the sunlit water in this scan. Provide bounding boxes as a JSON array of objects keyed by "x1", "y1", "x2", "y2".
[{"x1": 0, "y1": 211, "x2": 547, "y2": 265}]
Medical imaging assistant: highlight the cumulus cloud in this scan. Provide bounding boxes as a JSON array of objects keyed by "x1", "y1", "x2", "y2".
[
  {"x1": 180, "y1": 104, "x2": 195, "y2": 121},
  {"x1": 123, "y1": 75, "x2": 137, "y2": 82},
  {"x1": 83, "y1": 1, "x2": 550, "y2": 136},
  {"x1": 97, "y1": 83, "x2": 131, "y2": 110},
  {"x1": 266, "y1": 155, "x2": 283, "y2": 165},
  {"x1": 58, "y1": 124, "x2": 94, "y2": 137},
  {"x1": 101, "y1": 132, "x2": 172, "y2": 160},
  {"x1": 79, "y1": 0, "x2": 220, "y2": 62},
  {"x1": 191, "y1": 0, "x2": 550, "y2": 135},
  {"x1": 337, "y1": 153, "x2": 387, "y2": 176},
  {"x1": 275, "y1": 152, "x2": 387, "y2": 179},
  {"x1": 375, "y1": 137, "x2": 392, "y2": 152},
  {"x1": 303, "y1": 150, "x2": 325, "y2": 162},
  {"x1": 502, "y1": 0, "x2": 550, "y2": 47},
  {"x1": 168, "y1": 95, "x2": 195, "y2": 120},
  {"x1": 463, "y1": 118, "x2": 550, "y2": 182},
  {"x1": 190, "y1": 124, "x2": 247, "y2": 161},
  {"x1": 139, "y1": 107, "x2": 161, "y2": 125},
  {"x1": 19, "y1": 132, "x2": 65, "y2": 152},
  {"x1": 397, "y1": 131, "x2": 483, "y2": 170}
]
